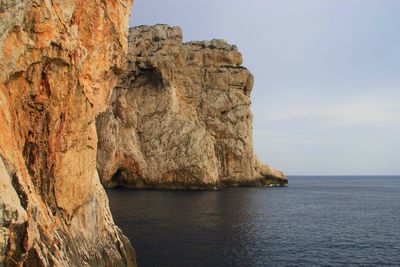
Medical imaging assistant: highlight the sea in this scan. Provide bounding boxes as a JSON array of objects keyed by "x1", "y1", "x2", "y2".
[{"x1": 107, "y1": 176, "x2": 400, "y2": 267}]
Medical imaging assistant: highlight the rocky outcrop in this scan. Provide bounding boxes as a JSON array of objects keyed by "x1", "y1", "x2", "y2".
[
  {"x1": 0, "y1": 1, "x2": 135, "y2": 266},
  {"x1": 97, "y1": 25, "x2": 287, "y2": 189}
]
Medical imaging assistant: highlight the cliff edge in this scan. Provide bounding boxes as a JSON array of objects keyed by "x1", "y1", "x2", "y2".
[
  {"x1": 0, "y1": 1, "x2": 135, "y2": 266},
  {"x1": 97, "y1": 25, "x2": 287, "y2": 189}
]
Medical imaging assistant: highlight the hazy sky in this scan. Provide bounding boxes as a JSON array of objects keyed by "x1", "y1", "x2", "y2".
[{"x1": 129, "y1": 0, "x2": 400, "y2": 175}]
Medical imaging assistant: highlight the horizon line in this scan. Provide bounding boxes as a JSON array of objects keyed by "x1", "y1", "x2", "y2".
[{"x1": 287, "y1": 174, "x2": 400, "y2": 177}]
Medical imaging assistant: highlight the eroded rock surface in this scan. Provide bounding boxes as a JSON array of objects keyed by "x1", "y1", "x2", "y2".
[
  {"x1": 0, "y1": 1, "x2": 135, "y2": 266},
  {"x1": 97, "y1": 25, "x2": 287, "y2": 189}
]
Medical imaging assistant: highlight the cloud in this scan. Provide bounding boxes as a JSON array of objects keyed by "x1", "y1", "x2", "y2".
[
  {"x1": 252, "y1": 89, "x2": 400, "y2": 175},
  {"x1": 259, "y1": 91, "x2": 400, "y2": 126}
]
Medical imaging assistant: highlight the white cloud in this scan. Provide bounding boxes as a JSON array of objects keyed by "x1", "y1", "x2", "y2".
[{"x1": 263, "y1": 92, "x2": 400, "y2": 126}]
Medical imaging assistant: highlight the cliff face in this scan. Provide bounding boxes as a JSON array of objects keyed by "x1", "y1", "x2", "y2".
[
  {"x1": 0, "y1": 1, "x2": 135, "y2": 266},
  {"x1": 97, "y1": 25, "x2": 287, "y2": 189}
]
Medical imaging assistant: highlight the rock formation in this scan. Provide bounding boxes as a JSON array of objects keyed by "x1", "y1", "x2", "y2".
[
  {"x1": 0, "y1": 1, "x2": 135, "y2": 266},
  {"x1": 96, "y1": 25, "x2": 287, "y2": 189}
]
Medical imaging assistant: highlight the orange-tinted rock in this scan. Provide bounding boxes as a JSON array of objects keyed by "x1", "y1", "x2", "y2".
[{"x1": 0, "y1": 1, "x2": 135, "y2": 265}]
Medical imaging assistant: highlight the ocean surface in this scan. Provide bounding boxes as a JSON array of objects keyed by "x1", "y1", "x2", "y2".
[{"x1": 107, "y1": 176, "x2": 400, "y2": 267}]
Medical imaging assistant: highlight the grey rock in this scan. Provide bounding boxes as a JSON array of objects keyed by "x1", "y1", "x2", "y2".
[{"x1": 97, "y1": 25, "x2": 287, "y2": 189}]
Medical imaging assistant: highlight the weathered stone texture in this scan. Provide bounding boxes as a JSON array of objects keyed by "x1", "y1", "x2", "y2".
[
  {"x1": 0, "y1": 0, "x2": 135, "y2": 266},
  {"x1": 97, "y1": 25, "x2": 287, "y2": 189}
]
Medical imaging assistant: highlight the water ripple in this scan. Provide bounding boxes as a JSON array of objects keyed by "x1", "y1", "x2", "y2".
[{"x1": 107, "y1": 176, "x2": 400, "y2": 267}]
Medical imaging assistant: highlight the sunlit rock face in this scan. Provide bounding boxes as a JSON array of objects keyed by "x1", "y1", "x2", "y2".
[
  {"x1": 97, "y1": 24, "x2": 287, "y2": 189},
  {"x1": 0, "y1": 0, "x2": 135, "y2": 266}
]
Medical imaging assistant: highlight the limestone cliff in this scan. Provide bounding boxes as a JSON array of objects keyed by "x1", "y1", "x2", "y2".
[
  {"x1": 97, "y1": 25, "x2": 287, "y2": 189},
  {"x1": 0, "y1": 1, "x2": 135, "y2": 266}
]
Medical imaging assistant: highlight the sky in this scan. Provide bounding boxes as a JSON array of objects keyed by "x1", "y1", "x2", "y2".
[{"x1": 129, "y1": 0, "x2": 400, "y2": 175}]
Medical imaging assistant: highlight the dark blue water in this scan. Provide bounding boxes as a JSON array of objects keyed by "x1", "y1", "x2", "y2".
[{"x1": 107, "y1": 176, "x2": 400, "y2": 267}]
